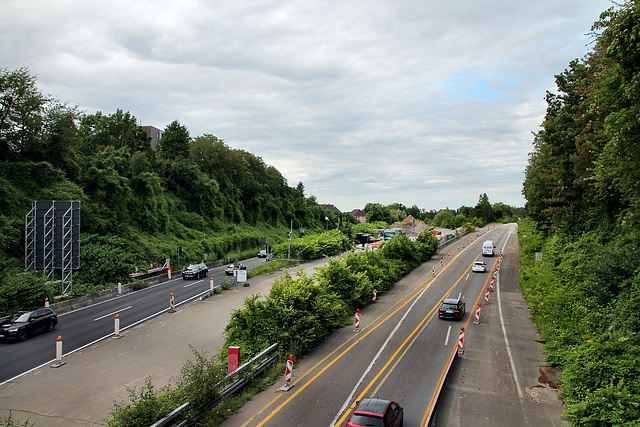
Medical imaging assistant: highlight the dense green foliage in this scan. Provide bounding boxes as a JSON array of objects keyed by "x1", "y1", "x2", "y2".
[
  {"x1": 363, "y1": 196, "x2": 522, "y2": 227},
  {"x1": 521, "y1": 2, "x2": 640, "y2": 424},
  {"x1": 0, "y1": 68, "x2": 346, "y2": 312},
  {"x1": 223, "y1": 230, "x2": 438, "y2": 359},
  {"x1": 105, "y1": 230, "x2": 438, "y2": 426},
  {"x1": 106, "y1": 347, "x2": 226, "y2": 427}
]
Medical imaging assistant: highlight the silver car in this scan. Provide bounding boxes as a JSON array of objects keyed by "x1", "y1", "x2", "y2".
[{"x1": 472, "y1": 261, "x2": 486, "y2": 273}]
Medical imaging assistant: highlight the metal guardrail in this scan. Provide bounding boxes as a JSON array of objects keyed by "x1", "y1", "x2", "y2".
[{"x1": 151, "y1": 343, "x2": 279, "y2": 427}]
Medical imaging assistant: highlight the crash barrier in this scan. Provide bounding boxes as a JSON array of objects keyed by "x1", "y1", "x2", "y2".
[
  {"x1": 151, "y1": 343, "x2": 279, "y2": 427},
  {"x1": 46, "y1": 261, "x2": 218, "y2": 316}
]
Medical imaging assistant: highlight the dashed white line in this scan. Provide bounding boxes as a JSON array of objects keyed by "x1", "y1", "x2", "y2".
[{"x1": 93, "y1": 306, "x2": 132, "y2": 321}]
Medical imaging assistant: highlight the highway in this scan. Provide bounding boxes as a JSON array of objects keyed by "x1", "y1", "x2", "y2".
[
  {"x1": 0, "y1": 257, "x2": 266, "y2": 384},
  {"x1": 221, "y1": 224, "x2": 515, "y2": 426}
]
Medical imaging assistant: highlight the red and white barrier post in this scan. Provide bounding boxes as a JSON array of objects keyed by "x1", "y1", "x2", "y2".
[
  {"x1": 432, "y1": 266, "x2": 436, "y2": 276},
  {"x1": 169, "y1": 292, "x2": 176, "y2": 313},
  {"x1": 490, "y1": 277, "x2": 495, "y2": 291},
  {"x1": 44, "y1": 298, "x2": 49, "y2": 308},
  {"x1": 458, "y1": 327, "x2": 465, "y2": 355},
  {"x1": 51, "y1": 335, "x2": 65, "y2": 368},
  {"x1": 210, "y1": 277, "x2": 215, "y2": 292},
  {"x1": 440, "y1": 257, "x2": 444, "y2": 268},
  {"x1": 114, "y1": 314, "x2": 121, "y2": 339},
  {"x1": 484, "y1": 287, "x2": 490, "y2": 304},
  {"x1": 278, "y1": 354, "x2": 294, "y2": 391},
  {"x1": 448, "y1": 252, "x2": 451, "y2": 260},
  {"x1": 474, "y1": 303, "x2": 481, "y2": 324},
  {"x1": 372, "y1": 289, "x2": 377, "y2": 303},
  {"x1": 354, "y1": 309, "x2": 361, "y2": 332}
]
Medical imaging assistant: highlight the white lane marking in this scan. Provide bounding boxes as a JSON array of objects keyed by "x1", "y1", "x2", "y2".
[
  {"x1": 183, "y1": 280, "x2": 203, "y2": 288},
  {"x1": 330, "y1": 282, "x2": 433, "y2": 427},
  {"x1": 444, "y1": 325, "x2": 452, "y2": 346},
  {"x1": 497, "y1": 225, "x2": 523, "y2": 398},
  {"x1": 93, "y1": 306, "x2": 132, "y2": 321},
  {"x1": 0, "y1": 287, "x2": 212, "y2": 387}
]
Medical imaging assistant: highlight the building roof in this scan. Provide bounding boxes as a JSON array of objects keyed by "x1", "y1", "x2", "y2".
[{"x1": 322, "y1": 204, "x2": 340, "y2": 213}]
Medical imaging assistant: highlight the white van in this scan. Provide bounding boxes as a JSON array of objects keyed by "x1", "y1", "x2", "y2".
[{"x1": 482, "y1": 240, "x2": 494, "y2": 257}]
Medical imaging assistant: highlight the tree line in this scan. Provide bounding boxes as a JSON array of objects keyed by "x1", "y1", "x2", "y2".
[
  {"x1": 0, "y1": 66, "x2": 517, "y2": 314},
  {"x1": 521, "y1": 1, "x2": 640, "y2": 424}
]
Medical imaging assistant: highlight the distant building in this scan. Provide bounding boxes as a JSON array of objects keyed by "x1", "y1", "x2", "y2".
[
  {"x1": 350, "y1": 209, "x2": 366, "y2": 223},
  {"x1": 322, "y1": 204, "x2": 341, "y2": 213},
  {"x1": 141, "y1": 125, "x2": 163, "y2": 149}
]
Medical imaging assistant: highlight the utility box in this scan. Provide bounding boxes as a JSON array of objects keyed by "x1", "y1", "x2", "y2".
[{"x1": 228, "y1": 346, "x2": 241, "y2": 373}]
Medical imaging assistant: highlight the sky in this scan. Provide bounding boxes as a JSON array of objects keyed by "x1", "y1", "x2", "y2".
[{"x1": 1, "y1": 0, "x2": 614, "y2": 212}]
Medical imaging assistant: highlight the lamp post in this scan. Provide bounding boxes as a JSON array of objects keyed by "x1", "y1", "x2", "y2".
[{"x1": 325, "y1": 217, "x2": 329, "y2": 234}]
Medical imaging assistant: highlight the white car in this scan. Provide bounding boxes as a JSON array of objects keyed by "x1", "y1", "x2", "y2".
[{"x1": 472, "y1": 261, "x2": 486, "y2": 273}]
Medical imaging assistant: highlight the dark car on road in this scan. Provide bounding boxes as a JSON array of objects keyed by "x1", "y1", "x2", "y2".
[
  {"x1": 0, "y1": 308, "x2": 58, "y2": 342},
  {"x1": 182, "y1": 262, "x2": 208, "y2": 280},
  {"x1": 257, "y1": 249, "x2": 267, "y2": 258},
  {"x1": 347, "y1": 397, "x2": 403, "y2": 427},
  {"x1": 438, "y1": 298, "x2": 466, "y2": 320}
]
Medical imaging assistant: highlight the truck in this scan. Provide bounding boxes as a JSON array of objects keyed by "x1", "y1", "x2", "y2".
[
  {"x1": 383, "y1": 228, "x2": 404, "y2": 240},
  {"x1": 482, "y1": 240, "x2": 495, "y2": 257}
]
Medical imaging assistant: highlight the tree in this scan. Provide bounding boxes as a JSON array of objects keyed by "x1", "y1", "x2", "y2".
[
  {"x1": 156, "y1": 120, "x2": 190, "y2": 160},
  {"x1": 79, "y1": 110, "x2": 152, "y2": 156},
  {"x1": 0, "y1": 67, "x2": 50, "y2": 160},
  {"x1": 473, "y1": 193, "x2": 494, "y2": 223}
]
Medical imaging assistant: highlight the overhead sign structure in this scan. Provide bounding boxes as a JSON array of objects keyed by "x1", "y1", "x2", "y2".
[{"x1": 25, "y1": 200, "x2": 81, "y2": 294}]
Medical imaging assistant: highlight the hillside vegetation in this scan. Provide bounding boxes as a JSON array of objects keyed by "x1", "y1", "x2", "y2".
[{"x1": 522, "y1": 1, "x2": 640, "y2": 424}]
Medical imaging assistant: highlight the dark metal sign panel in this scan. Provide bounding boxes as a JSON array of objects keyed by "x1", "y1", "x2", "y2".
[{"x1": 31, "y1": 200, "x2": 81, "y2": 270}]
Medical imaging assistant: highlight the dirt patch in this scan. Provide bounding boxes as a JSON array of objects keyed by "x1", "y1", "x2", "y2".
[{"x1": 538, "y1": 366, "x2": 562, "y2": 389}]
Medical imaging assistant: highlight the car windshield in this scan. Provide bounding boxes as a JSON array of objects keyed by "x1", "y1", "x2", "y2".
[
  {"x1": 8, "y1": 312, "x2": 32, "y2": 322},
  {"x1": 187, "y1": 264, "x2": 199, "y2": 270},
  {"x1": 350, "y1": 414, "x2": 384, "y2": 427},
  {"x1": 442, "y1": 303, "x2": 459, "y2": 309}
]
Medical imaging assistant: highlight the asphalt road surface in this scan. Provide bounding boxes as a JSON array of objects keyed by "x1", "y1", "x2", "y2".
[
  {"x1": 0, "y1": 226, "x2": 567, "y2": 426},
  {"x1": 0, "y1": 257, "x2": 266, "y2": 384}
]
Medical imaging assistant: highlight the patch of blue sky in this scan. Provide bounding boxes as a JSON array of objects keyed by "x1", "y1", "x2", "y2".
[{"x1": 441, "y1": 72, "x2": 516, "y2": 101}]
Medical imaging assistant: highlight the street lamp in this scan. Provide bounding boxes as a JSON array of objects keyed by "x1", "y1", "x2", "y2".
[{"x1": 325, "y1": 217, "x2": 329, "y2": 234}]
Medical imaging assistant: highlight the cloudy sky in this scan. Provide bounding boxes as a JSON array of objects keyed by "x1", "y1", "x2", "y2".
[{"x1": 1, "y1": 0, "x2": 613, "y2": 212}]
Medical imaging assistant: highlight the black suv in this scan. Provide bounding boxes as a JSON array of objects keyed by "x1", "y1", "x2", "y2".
[
  {"x1": 182, "y1": 262, "x2": 208, "y2": 279},
  {"x1": 0, "y1": 308, "x2": 58, "y2": 341},
  {"x1": 438, "y1": 298, "x2": 466, "y2": 320}
]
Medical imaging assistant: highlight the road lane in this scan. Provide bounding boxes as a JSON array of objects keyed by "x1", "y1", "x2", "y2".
[
  {"x1": 224, "y1": 227, "x2": 510, "y2": 427},
  {"x1": 0, "y1": 258, "x2": 265, "y2": 384}
]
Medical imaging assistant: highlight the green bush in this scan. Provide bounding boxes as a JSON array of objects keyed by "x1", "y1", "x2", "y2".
[{"x1": 518, "y1": 218, "x2": 640, "y2": 425}]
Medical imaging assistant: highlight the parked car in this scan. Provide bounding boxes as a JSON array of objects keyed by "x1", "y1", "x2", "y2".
[
  {"x1": 472, "y1": 261, "x2": 486, "y2": 273},
  {"x1": 257, "y1": 249, "x2": 267, "y2": 258},
  {"x1": 225, "y1": 263, "x2": 246, "y2": 275},
  {"x1": 347, "y1": 397, "x2": 403, "y2": 427},
  {"x1": 182, "y1": 262, "x2": 208, "y2": 279},
  {"x1": 438, "y1": 298, "x2": 466, "y2": 320},
  {"x1": 0, "y1": 308, "x2": 58, "y2": 342}
]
